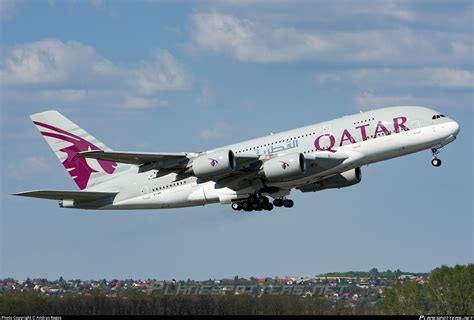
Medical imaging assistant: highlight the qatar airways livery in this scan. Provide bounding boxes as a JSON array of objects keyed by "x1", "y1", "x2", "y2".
[{"x1": 14, "y1": 106, "x2": 459, "y2": 211}]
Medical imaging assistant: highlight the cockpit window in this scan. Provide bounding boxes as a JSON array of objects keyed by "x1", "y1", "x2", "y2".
[
  {"x1": 440, "y1": 114, "x2": 446, "y2": 117},
  {"x1": 432, "y1": 114, "x2": 445, "y2": 120}
]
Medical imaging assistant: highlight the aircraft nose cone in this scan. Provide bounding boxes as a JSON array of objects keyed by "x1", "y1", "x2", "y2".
[{"x1": 451, "y1": 121, "x2": 460, "y2": 136}]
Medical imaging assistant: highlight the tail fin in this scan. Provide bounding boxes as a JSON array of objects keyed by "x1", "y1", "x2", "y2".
[{"x1": 30, "y1": 110, "x2": 126, "y2": 190}]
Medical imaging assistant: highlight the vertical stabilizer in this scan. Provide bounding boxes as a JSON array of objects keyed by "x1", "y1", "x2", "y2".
[{"x1": 30, "y1": 110, "x2": 129, "y2": 190}]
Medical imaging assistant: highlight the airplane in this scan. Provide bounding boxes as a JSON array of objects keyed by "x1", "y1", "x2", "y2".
[{"x1": 13, "y1": 106, "x2": 460, "y2": 212}]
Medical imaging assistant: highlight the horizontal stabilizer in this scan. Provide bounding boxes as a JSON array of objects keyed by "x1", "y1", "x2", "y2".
[{"x1": 12, "y1": 190, "x2": 117, "y2": 202}]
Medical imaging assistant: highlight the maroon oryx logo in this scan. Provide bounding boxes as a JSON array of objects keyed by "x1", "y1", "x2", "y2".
[
  {"x1": 32, "y1": 121, "x2": 117, "y2": 190},
  {"x1": 280, "y1": 161, "x2": 289, "y2": 170},
  {"x1": 209, "y1": 158, "x2": 219, "y2": 167}
]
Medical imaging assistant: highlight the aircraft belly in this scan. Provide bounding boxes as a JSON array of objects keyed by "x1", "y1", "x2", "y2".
[{"x1": 108, "y1": 185, "x2": 199, "y2": 209}]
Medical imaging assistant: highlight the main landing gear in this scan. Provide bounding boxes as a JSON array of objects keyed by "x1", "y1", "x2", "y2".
[
  {"x1": 231, "y1": 195, "x2": 294, "y2": 212},
  {"x1": 431, "y1": 148, "x2": 442, "y2": 167},
  {"x1": 272, "y1": 198, "x2": 294, "y2": 208}
]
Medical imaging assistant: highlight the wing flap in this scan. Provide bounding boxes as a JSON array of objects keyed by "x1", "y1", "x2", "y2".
[{"x1": 12, "y1": 190, "x2": 117, "y2": 202}]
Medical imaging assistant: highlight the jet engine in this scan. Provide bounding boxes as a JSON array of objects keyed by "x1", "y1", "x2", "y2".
[
  {"x1": 299, "y1": 167, "x2": 362, "y2": 192},
  {"x1": 261, "y1": 153, "x2": 306, "y2": 182},
  {"x1": 192, "y1": 149, "x2": 236, "y2": 178}
]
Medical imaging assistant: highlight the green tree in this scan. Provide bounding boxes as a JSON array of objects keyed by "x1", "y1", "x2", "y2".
[
  {"x1": 380, "y1": 264, "x2": 473, "y2": 315},
  {"x1": 426, "y1": 264, "x2": 473, "y2": 314},
  {"x1": 380, "y1": 280, "x2": 428, "y2": 315}
]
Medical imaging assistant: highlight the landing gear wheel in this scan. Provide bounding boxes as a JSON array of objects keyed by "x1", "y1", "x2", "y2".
[
  {"x1": 242, "y1": 201, "x2": 252, "y2": 211},
  {"x1": 248, "y1": 195, "x2": 257, "y2": 203},
  {"x1": 251, "y1": 202, "x2": 260, "y2": 210},
  {"x1": 231, "y1": 202, "x2": 242, "y2": 211},
  {"x1": 431, "y1": 148, "x2": 442, "y2": 167},
  {"x1": 262, "y1": 203, "x2": 274, "y2": 211},
  {"x1": 431, "y1": 158, "x2": 442, "y2": 167},
  {"x1": 283, "y1": 199, "x2": 294, "y2": 208},
  {"x1": 273, "y1": 199, "x2": 283, "y2": 207},
  {"x1": 258, "y1": 196, "x2": 269, "y2": 204}
]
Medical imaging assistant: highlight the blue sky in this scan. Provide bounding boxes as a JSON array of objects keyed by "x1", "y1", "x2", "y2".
[{"x1": 1, "y1": 0, "x2": 472, "y2": 280}]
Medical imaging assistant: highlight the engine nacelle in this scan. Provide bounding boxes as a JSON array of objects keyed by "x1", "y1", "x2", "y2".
[
  {"x1": 299, "y1": 167, "x2": 362, "y2": 192},
  {"x1": 261, "y1": 153, "x2": 306, "y2": 182},
  {"x1": 192, "y1": 149, "x2": 236, "y2": 178}
]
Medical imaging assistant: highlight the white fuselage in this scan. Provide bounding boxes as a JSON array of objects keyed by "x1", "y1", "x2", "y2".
[{"x1": 86, "y1": 106, "x2": 459, "y2": 210}]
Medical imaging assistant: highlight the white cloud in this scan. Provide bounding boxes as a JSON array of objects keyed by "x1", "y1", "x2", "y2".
[
  {"x1": 314, "y1": 68, "x2": 474, "y2": 90},
  {"x1": 90, "y1": 0, "x2": 105, "y2": 9},
  {"x1": 216, "y1": 0, "x2": 288, "y2": 5},
  {"x1": 425, "y1": 68, "x2": 474, "y2": 89},
  {"x1": 190, "y1": 11, "x2": 471, "y2": 65},
  {"x1": 195, "y1": 86, "x2": 215, "y2": 107},
  {"x1": 353, "y1": 89, "x2": 472, "y2": 111},
  {"x1": 0, "y1": 39, "x2": 120, "y2": 86},
  {"x1": 356, "y1": 1, "x2": 416, "y2": 21},
  {"x1": 200, "y1": 121, "x2": 231, "y2": 140},
  {"x1": 122, "y1": 96, "x2": 168, "y2": 109},
  {"x1": 0, "y1": 39, "x2": 192, "y2": 109},
  {"x1": 8, "y1": 155, "x2": 54, "y2": 180},
  {"x1": 190, "y1": 12, "x2": 326, "y2": 63},
  {"x1": 0, "y1": 0, "x2": 18, "y2": 21},
  {"x1": 38, "y1": 89, "x2": 88, "y2": 102},
  {"x1": 130, "y1": 50, "x2": 191, "y2": 95},
  {"x1": 209, "y1": 0, "x2": 471, "y2": 32},
  {"x1": 355, "y1": 90, "x2": 418, "y2": 110}
]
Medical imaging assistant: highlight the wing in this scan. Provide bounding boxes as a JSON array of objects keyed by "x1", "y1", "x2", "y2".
[
  {"x1": 78, "y1": 150, "x2": 190, "y2": 169},
  {"x1": 78, "y1": 150, "x2": 262, "y2": 172},
  {"x1": 12, "y1": 190, "x2": 117, "y2": 201}
]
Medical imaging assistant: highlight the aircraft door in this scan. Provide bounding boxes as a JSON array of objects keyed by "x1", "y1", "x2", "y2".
[
  {"x1": 353, "y1": 129, "x2": 361, "y2": 148},
  {"x1": 412, "y1": 120, "x2": 421, "y2": 134},
  {"x1": 141, "y1": 186, "x2": 150, "y2": 200}
]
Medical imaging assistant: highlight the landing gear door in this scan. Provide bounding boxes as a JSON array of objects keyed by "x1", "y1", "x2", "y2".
[{"x1": 412, "y1": 120, "x2": 421, "y2": 134}]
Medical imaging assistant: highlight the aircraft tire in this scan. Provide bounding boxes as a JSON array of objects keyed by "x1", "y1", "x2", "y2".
[
  {"x1": 431, "y1": 158, "x2": 442, "y2": 167},
  {"x1": 273, "y1": 199, "x2": 283, "y2": 207},
  {"x1": 283, "y1": 199, "x2": 294, "y2": 208}
]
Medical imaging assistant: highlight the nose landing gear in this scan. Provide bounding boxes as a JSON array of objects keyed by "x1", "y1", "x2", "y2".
[
  {"x1": 431, "y1": 148, "x2": 442, "y2": 167},
  {"x1": 431, "y1": 158, "x2": 442, "y2": 167}
]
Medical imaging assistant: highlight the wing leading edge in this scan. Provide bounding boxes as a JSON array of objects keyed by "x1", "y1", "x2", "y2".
[
  {"x1": 78, "y1": 150, "x2": 262, "y2": 172},
  {"x1": 78, "y1": 150, "x2": 189, "y2": 166}
]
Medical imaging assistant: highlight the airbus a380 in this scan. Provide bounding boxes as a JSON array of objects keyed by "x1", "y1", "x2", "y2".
[{"x1": 14, "y1": 106, "x2": 459, "y2": 212}]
